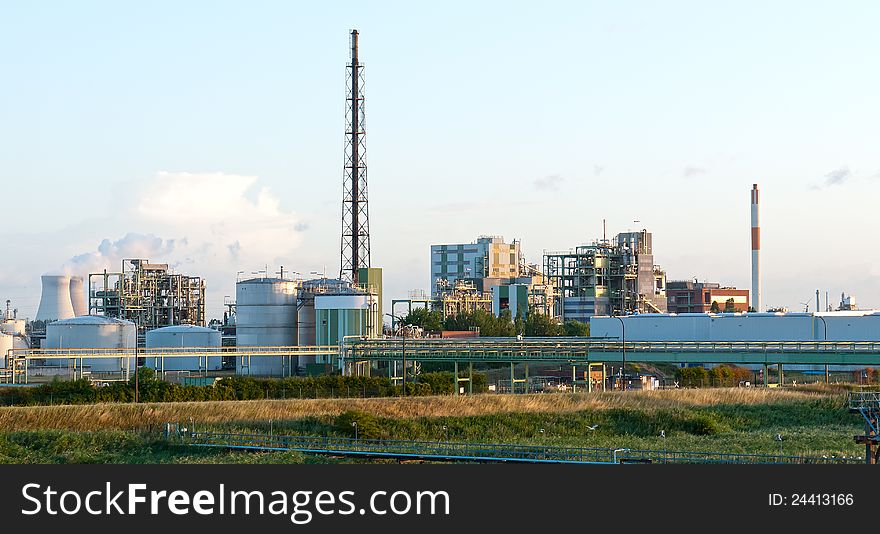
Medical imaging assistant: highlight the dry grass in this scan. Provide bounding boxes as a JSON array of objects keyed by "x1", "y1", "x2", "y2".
[{"x1": 0, "y1": 387, "x2": 837, "y2": 432}]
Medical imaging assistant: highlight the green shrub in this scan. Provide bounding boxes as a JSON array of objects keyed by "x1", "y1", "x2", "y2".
[{"x1": 334, "y1": 411, "x2": 381, "y2": 439}]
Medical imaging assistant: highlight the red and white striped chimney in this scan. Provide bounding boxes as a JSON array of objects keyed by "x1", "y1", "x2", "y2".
[{"x1": 750, "y1": 184, "x2": 761, "y2": 312}]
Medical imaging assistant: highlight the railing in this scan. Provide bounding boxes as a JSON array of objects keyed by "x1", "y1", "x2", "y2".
[
  {"x1": 2, "y1": 345, "x2": 344, "y2": 383},
  {"x1": 179, "y1": 431, "x2": 860, "y2": 465},
  {"x1": 9, "y1": 345, "x2": 341, "y2": 361},
  {"x1": 345, "y1": 338, "x2": 880, "y2": 361},
  {"x1": 848, "y1": 391, "x2": 880, "y2": 411}
]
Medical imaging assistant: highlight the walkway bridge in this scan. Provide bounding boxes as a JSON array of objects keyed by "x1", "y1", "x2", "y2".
[{"x1": 345, "y1": 338, "x2": 880, "y2": 366}]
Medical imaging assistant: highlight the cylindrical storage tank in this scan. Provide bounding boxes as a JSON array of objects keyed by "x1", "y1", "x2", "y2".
[
  {"x1": 296, "y1": 296, "x2": 317, "y2": 367},
  {"x1": 0, "y1": 332, "x2": 12, "y2": 368},
  {"x1": 145, "y1": 325, "x2": 222, "y2": 371},
  {"x1": 69, "y1": 276, "x2": 88, "y2": 317},
  {"x1": 315, "y1": 293, "x2": 379, "y2": 369},
  {"x1": 35, "y1": 275, "x2": 76, "y2": 322},
  {"x1": 0, "y1": 319, "x2": 26, "y2": 336},
  {"x1": 44, "y1": 316, "x2": 136, "y2": 373},
  {"x1": 235, "y1": 278, "x2": 297, "y2": 376}
]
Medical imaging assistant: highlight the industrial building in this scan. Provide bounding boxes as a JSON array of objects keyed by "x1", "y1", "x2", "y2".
[
  {"x1": 543, "y1": 229, "x2": 667, "y2": 322},
  {"x1": 419, "y1": 236, "x2": 555, "y2": 323},
  {"x1": 590, "y1": 311, "x2": 880, "y2": 343},
  {"x1": 666, "y1": 280, "x2": 750, "y2": 313},
  {"x1": 431, "y1": 236, "x2": 521, "y2": 297},
  {"x1": 88, "y1": 259, "x2": 206, "y2": 342}
]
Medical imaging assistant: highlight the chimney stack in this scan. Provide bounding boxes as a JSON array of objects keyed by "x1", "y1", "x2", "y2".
[{"x1": 750, "y1": 184, "x2": 761, "y2": 312}]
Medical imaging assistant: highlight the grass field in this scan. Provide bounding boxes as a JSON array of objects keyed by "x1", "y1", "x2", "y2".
[{"x1": 0, "y1": 387, "x2": 868, "y2": 463}]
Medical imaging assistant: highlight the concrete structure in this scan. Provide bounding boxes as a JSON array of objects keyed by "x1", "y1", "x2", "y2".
[
  {"x1": 492, "y1": 284, "x2": 529, "y2": 318},
  {"x1": 543, "y1": 229, "x2": 667, "y2": 322},
  {"x1": 44, "y1": 315, "x2": 136, "y2": 373},
  {"x1": 145, "y1": 325, "x2": 222, "y2": 371},
  {"x1": 69, "y1": 276, "x2": 87, "y2": 317},
  {"x1": 666, "y1": 281, "x2": 750, "y2": 313},
  {"x1": 751, "y1": 184, "x2": 761, "y2": 312},
  {"x1": 839, "y1": 293, "x2": 857, "y2": 311},
  {"x1": 431, "y1": 236, "x2": 521, "y2": 297},
  {"x1": 357, "y1": 267, "x2": 383, "y2": 321},
  {"x1": 235, "y1": 277, "x2": 298, "y2": 376},
  {"x1": 35, "y1": 274, "x2": 76, "y2": 322}
]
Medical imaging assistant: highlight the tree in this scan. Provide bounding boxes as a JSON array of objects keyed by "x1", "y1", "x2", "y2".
[
  {"x1": 563, "y1": 320, "x2": 589, "y2": 337},
  {"x1": 524, "y1": 313, "x2": 564, "y2": 336},
  {"x1": 514, "y1": 311, "x2": 524, "y2": 336},
  {"x1": 723, "y1": 298, "x2": 736, "y2": 313},
  {"x1": 710, "y1": 301, "x2": 721, "y2": 313},
  {"x1": 676, "y1": 366, "x2": 709, "y2": 387},
  {"x1": 404, "y1": 307, "x2": 443, "y2": 332}
]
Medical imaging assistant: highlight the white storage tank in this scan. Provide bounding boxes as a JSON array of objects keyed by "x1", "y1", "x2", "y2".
[
  {"x1": 145, "y1": 325, "x2": 222, "y2": 371},
  {"x1": 0, "y1": 320, "x2": 26, "y2": 336},
  {"x1": 2, "y1": 299, "x2": 26, "y2": 336},
  {"x1": 235, "y1": 277, "x2": 298, "y2": 376},
  {"x1": 44, "y1": 316, "x2": 136, "y2": 373},
  {"x1": 0, "y1": 332, "x2": 12, "y2": 368}
]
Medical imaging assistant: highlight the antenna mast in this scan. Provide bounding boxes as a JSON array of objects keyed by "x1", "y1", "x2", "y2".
[{"x1": 340, "y1": 29, "x2": 371, "y2": 285}]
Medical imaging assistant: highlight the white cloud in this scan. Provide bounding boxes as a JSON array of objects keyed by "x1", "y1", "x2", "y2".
[
  {"x1": 683, "y1": 166, "x2": 707, "y2": 178},
  {"x1": 53, "y1": 171, "x2": 305, "y2": 318},
  {"x1": 534, "y1": 174, "x2": 564, "y2": 191},
  {"x1": 823, "y1": 166, "x2": 851, "y2": 187},
  {"x1": 63, "y1": 233, "x2": 177, "y2": 275}
]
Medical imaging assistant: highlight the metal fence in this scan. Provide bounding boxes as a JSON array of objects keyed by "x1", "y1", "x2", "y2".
[{"x1": 177, "y1": 430, "x2": 860, "y2": 465}]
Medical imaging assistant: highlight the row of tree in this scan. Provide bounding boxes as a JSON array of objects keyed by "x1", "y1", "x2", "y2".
[
  {"x1": 403, "y1": 307, "x2": 589, "y2": 337},
  {"x1": 0, "y1": 369, "x2": 490, "y2": 407},
  {"x1": 709, "y1": 298, "x2": 738, "y2": 313},
  {"x1": 675, "y1": 365, "x2": 753, "y2": 387}
]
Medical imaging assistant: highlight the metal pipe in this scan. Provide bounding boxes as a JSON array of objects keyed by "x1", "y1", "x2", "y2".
[{"x1": 613, "y1": 316, "x2": 626, "y2": 391}]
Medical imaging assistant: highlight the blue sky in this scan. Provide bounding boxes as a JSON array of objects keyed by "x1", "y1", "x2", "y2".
[{"x1": 2, "y1": 1, "x2": 879, "y2": 319}]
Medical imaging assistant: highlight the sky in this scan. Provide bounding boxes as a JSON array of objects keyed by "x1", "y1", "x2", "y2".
[{"x1": 2, "y1": 1, "x2": 879, "y2": 320}]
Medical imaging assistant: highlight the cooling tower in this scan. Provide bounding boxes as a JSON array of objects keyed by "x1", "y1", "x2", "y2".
[
  {"x1": 69, "y1": 275, "x2": 87, "y2": 317},
  {"x1": 35, "y1": 275, "x2": 76, "y2": 322}
]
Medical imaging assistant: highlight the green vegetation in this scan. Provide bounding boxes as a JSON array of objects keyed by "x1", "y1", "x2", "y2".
[
  {"x1": 205, "y1": 394, "x2": 863, "y2": 458},
  {"x1": 403, "y1": 307, "x2": 589, "y2": 337},
  {"x1": 0, "y1": 388, "x2": 866, "y2": 463},
  {"x1": 676, "y1": 365, "x2": 753, "y2": 387},
  {"x1": 0, "y1": 430, "x2": 338, "y2": 464},
  {"x1": 0, "y1": 370, "x2": 489, "y2": 407}
]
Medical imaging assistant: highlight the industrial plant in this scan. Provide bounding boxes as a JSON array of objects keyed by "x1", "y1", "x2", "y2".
[{"x1": 2, "y1": 31, "x2": 879, "y2": 404}]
